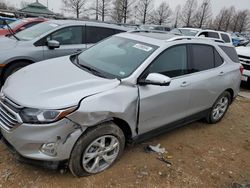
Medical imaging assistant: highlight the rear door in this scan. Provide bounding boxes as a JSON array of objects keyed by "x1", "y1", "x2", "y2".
[
  {"x1": 44, "y1": 26, "x2": 86, "y2": 59},
  {"x1": 186, "y1": 44, "x2": 226, "y2": 116}
]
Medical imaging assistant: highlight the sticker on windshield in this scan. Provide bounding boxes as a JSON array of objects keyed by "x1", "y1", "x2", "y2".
[
  {"x1": 49, "y1": 24, "x2": 59, "y2": 27},
  {"x1": 133, "y1": 44, "x2": 153, "y2": 52}
]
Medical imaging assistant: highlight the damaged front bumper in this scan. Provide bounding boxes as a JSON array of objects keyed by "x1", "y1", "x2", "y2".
[{"x1": 0, "y1": 118, "x2": 86, "y2": 162}]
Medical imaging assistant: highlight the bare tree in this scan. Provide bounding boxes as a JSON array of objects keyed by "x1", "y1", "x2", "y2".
[
  {"x1": 173, "y1": 5, "x2": 181, "y2": 28},
  {"x1": 137, "y1": 0, "x2": 153, "y2": 24},
  {"x1": 62, "y1": 0, "x2": 87, "y2": 18},
  {"x1": 111, "y1": 0, "x2": 133, "y2": 23},
  {"x1": 193, "y1": 0, "x2": 212, "y2": 28},
  {"x1": 92, "y1": 0, "x2": 111, "y2": 21},
  {"x1": 212, "y1": 7, "x2": 227, "y2": 30},
  {"x1": 0, "y1": 0, "x2": 7, "y2": 9},
  {"x1": 181, "y1": 0, "x2": 197, "y2": 27},
  {"x1": 149, "y1": 2, "x2": 172, "y2": 25},
  {"x1": 224, "y1": 6, "x2": 235, "y2": 31},
  {"x1": 234, "y1": 10, "x2": 250, "y2": 32}
]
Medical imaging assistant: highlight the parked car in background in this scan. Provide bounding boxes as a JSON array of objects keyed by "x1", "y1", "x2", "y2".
[
  {"x1": 236, "y1": 43, "x2": 250, "y2": 84},
  {"x1": 0, "y1": 18, "x2": 48, "y2": 37},
  {"x1": 0, "y1": 32, "x2": 241, "y2": 176},
  {"x1": 196, "y1": 30, "x2": 233, "y2": 45},
  {"x1": 0, "y1": 17, "x2": 18, "y2": 28},
  {"x1": 0, "y1": 20, "x2": 129, "y2": 83},
  {"x1": 139, "y1": 25, "x2": 171, "y2": 32},
  {"x1": 175, "y1": 28, "x2": 233, "y2": 45},
  {"x1": 231, "y1": 33, "x2": 249, "y2": 46},
  {"x1": 174, "y1": 28, "x2": 202, "y2": 36}
]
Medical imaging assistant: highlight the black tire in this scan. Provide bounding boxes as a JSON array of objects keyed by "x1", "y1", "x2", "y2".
[
  {"x1": 206, "y1": 91, "x2": 231, "y2": 124},
  {"x1": 3, "y1": 61, "x2": 31, "y2": 82},
  {"x1": 69, "y1": 122, "x2": 125, "y2": 177}
]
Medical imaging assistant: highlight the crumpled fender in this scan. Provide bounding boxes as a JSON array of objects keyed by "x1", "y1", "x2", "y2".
[{"x1": 67, "y1": 84, "x2": 139, "y2": 137}]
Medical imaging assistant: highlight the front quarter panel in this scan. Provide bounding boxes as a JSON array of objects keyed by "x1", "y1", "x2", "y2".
[{"x1": 67, "y1": 84, "x2": 139, "y2": 138}]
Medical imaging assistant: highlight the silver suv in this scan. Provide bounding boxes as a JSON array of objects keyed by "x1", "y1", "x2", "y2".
[
  {"x1": 0, "y1": 20, "x2": 128, "y2": 83},
  {"x1": 0, "y1": 32, "x2": 241, "y2": 177}
]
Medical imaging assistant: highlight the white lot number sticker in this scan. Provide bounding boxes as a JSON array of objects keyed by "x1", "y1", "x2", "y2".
[{"x1": 133, "y1": 44, "x2": 153, "y2": 52}]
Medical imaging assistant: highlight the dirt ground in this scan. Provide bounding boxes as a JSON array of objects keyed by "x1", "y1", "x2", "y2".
[{"x1": 0, "y1": 89, "x2": 250, "y2": 188}]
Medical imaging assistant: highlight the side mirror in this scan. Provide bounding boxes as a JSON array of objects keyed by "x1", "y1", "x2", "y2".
[
  {"x1": 47, "y1": 40, "x2": 60, "y2": 49},
  {"x1": 139, "y1": 73, "x2": 171, "y2": 86}
]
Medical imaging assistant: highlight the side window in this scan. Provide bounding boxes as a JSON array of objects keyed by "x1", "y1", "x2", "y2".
[
  {"x1": 86, "y1": 26, "x2": 115, "y2": 43},
  {"x1": 190, "y1": 44, "x2": 214, "y2": 72},
  {"x1": 147, "y1": 45, "x2": 188, "y2": 78},
  {"x1": 48, "y1": 26, "x2": 83, "y2": 45},
  {"x1": 208, "y1": 32, "x2": 220, "y2": 39},
  {"x1": 214, "y1": 49, "x2": 224, "y2": 67},
  {"x1": 221, "y1": 33, "x2": 230, "y2": 43},
  {"x1": 219, "y1": 46, "x2": 239, "y2": 63}
]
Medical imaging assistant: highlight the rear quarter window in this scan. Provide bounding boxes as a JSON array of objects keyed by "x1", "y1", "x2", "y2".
[
  {"x1": 221, "y1": 33, "x2": 231, "y2": 43},
  {"x1": 219, "y1": 46, "x2": 239, "y2": 63}
]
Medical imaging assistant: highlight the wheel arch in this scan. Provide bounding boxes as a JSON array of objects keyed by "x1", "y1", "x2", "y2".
[{"x1": 225, "y1": 88, "x2": 234, "y2": 103}]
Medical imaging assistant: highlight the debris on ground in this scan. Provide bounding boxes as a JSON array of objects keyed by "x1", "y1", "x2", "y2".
[
  {"x1": 144, "y1": 144, "x2": 166, "y2": 154},
  {"x1": 144, "y1": 144, "x2": 173, "y2": 166}
]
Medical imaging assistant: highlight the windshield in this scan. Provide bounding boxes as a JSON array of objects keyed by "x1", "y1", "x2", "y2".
[
  {"x1": 78, "y1": 36, "x2": 158, "y2": 79},
  {"x1": 3, "y1": 19, "x2": 23, "y2": 29},
  {"x1": 15, "y1": 22, "x2": 59, "y2": 41},
  {"x1": 179, "y1": 29, "x2": 199, "y2": 36}
]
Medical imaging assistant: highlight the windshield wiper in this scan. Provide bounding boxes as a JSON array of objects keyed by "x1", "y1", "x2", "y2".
[
  {"x1": 3, "y1": 19, "x2": 20, "y2": 41},
  {"x1": 74, "y1": 55, "x2": 107, "y2": 78}
]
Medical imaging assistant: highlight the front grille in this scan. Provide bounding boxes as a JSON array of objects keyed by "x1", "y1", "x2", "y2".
[
  {"x1": 242, "y1": 63, "x2": 250, "y2": 71},
  {"x1": 239, "y1": 55, "x2": 250, "y2": 68},
  {"x1": 0, "y1": 97, "x2": 22, "y2": 131}
]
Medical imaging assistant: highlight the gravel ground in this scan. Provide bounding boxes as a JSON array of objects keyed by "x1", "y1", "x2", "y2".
[{"x1": 0, "y1": 91, "x2": 250, "y2": 188}]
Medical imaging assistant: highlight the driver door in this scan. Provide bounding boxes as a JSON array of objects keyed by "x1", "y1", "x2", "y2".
[{"x1": 138, "y1": 45, "x2": 192, "y2": 134}]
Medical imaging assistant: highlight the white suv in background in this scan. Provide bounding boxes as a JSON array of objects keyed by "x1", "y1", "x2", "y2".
[
  {"x1": 175, "y1": 28, "x2": 233, "y2": 45},
  {"x1": 236, "y1": 43, "x2": 250, "y2": 84},
  {"x1": 197, "y1": 30, "x2": 233, "y2": 45}
]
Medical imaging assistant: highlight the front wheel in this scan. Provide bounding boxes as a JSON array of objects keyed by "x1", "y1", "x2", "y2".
[
  {"x1": 206, "y1": 91, "x2": 231, "y2": 124},
  {"x1": 69, "y1": 122, "x2": 125, "y2": 177}
]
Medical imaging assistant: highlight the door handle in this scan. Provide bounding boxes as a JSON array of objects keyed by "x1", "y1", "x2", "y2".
[
  {"x1": 219, "y1": 71, "x2": 224, "y2": 76},
  {"x1": 180, "y1": 81, "x2": 190, "y2": 87}
]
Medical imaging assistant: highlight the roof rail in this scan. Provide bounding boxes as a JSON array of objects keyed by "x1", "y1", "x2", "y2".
[
  {"x1": 168, "y1": 36, "x2": 225, "y2": 43},
  {"x1": 129, "y1": 29, "x2": 169, "y2": 34}
]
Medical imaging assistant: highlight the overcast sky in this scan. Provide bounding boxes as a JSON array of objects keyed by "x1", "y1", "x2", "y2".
[{"x1": 5, "y1": 0, "x2": 250, "y2": 17}]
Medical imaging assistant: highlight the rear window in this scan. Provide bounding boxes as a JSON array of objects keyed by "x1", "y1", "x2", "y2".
[
  {"x1": 221, "y1": 33, "x2": 231, "y2": 43},
  {"x1": 219, "y1": 46, "x2": 239, "y2": 63}
]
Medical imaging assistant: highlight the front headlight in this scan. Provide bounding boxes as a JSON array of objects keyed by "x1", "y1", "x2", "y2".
[{"x1": 19, "y1": 106, "x2": 77, "y2": 124}]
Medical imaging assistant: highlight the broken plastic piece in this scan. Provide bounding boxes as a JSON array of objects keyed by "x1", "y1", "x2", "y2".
[{"x1": 144, "y1": 144, "x2": 166, "y2": 154}]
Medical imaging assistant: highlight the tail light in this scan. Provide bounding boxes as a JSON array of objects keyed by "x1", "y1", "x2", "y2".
[{"x1": 240, "y1": 64, "x2": 244, "y2": 74}]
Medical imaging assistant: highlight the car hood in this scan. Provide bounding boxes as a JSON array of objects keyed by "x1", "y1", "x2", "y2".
[
  {"x1": 236, "y1": 46, "x2": 250, "y2": 57},
  {"x1": 3, "y1": 56, "x2": 121, "y2": 109},
  {"x1": 0, "y1": 36, "x2": 19, "y2": 50}
]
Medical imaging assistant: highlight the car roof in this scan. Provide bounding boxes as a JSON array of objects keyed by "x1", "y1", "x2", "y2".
[{"x1": 47, "y1": 19, "x2": 130, "y2": 31}]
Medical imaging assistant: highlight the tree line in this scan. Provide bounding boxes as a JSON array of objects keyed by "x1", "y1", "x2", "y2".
[
  {"x1": 62, "y1": 0, "x2": 250, "y2": 32},
  {"x1": 0, "y1": 0, "x2": 249, "y2": 32}
]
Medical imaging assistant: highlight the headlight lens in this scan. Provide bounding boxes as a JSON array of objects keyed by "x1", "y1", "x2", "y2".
[{"x1": 20, "y1": 106, "x2": 77, "y2": 124}]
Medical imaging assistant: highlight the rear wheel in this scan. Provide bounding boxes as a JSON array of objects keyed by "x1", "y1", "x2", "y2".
[
  {"x1": 69, "y1": 122, "x2": 125, "y2": 177},
  {"x1": 206, "y1": 91, "x2": 231, "y2": 124},
  {"x1": 3, "y1": 61, "x2": 31, "y2": 83}
]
